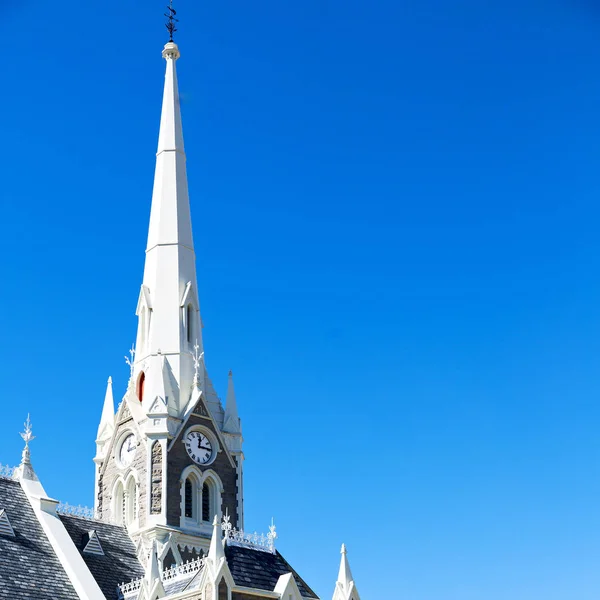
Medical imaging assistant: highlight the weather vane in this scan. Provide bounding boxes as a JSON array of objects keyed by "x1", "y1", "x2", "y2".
[{"x1": 165, "y1": 0, "x2": 179, "y2": 42}]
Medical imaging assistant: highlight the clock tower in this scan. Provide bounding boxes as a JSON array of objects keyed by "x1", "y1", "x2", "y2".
[{"x1": 93, "y1": 39, "x2": 244, "y2": 565}]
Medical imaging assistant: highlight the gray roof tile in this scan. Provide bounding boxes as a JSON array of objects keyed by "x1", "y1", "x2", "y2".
[
  {"x1": 0, "y1": 477, "x2": 79, "y2": 600},
  {"x1": 225, "y1": 545, "x2": 319, "y2": 598},
  {"x1": 59, "y1": 514, "x2": 144, "y2": 600}
]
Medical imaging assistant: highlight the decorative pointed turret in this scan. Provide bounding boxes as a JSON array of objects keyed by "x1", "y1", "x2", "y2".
[
  {"x1": 223, "y1": 370, "x2": 241, "y2": 434},
  {"x1": 96, "y1": 377, "x2": 115, "y2": 444},
  {"x1": 332, "y1": 544, "x2": 361, "y2": 600},
  {"x1": 208, "y1": 515, "x2": 225, "y2": 563},
  {"x1": 133, "y1": 37, "x2": 202, "y2": 415},
  {"x1": 147, "y1": 540, "x2": 162, "y2": 585}
]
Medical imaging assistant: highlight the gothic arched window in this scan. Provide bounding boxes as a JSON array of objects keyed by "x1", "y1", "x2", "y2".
[
  {"x1": 180, "y1": 469, "x2": 222, "y2": 529},
  {"x1": 182, "y1": 471, "x2": 201, "y2": 524}
]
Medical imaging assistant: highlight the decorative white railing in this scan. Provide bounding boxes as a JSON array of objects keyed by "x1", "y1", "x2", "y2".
[
  {"x1": 118, "y1": 556, "x2": 205, "y2": 597},
  {"x1": 56, "y1": 503, "x2": 96, "y2": 520},
  {"x1": 163, "y1": 556, "x2": 205, "y2": 581},
  {"x1": 222, "y1": 513, "x2": 277, "y2": 554},
  {"x1": 0, "y1": 464, "x2": 16, "y2": 480},
  {"x1": 118, "y1": 576, "x2": 143, "y2": 597}
]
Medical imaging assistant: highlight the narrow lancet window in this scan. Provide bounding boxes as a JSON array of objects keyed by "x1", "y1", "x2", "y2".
[
  {"x1": 185, "y1": 479, "x2": 193, "y2": 518},
  {"x1": 140, "y1": 307, "x2": 147, "y2": 349},
  {"x1": 186, "y1": 304, "x2": 193, "y2": 343},
  {"x1": 202, "y1": 482, "x2": 210, "y2": 522}
]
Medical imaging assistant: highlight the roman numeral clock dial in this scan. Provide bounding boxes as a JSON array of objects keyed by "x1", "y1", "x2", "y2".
[{"x1": 185, "y1": 431, "x2": 213, "y2": 465}]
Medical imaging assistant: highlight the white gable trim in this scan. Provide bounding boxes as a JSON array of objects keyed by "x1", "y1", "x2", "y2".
[
  {"x1": 179, "y1": 281, "x2": 198, "y2": 310},
  {"x1": 18, "y1": 476, "x2": 106, "y2": 600},
  {"x1": 136, "y1": 284, "x2": 153, "y2": 315}
]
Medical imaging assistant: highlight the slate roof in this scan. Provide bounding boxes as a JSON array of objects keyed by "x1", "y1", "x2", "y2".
[
  {"x1": 59, "y1": 513, "x2": 144, "y2": 600},
  {"x1": 225, "y1": 545, "x2": 319, "y2": 599},
  {"x1": 0, "y1": 477, "x2": 79, "y2": 600},
  {"x1": 163, "y1": 573, "x2": 199, "y2": 596}
]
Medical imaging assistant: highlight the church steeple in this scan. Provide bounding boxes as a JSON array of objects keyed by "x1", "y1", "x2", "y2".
[
  {"x1": 95, "y1": 30, "x2": 244, "y2": 555},
  {"x1": 134, "y1": 39, "x2": 202, "y2": 415}
]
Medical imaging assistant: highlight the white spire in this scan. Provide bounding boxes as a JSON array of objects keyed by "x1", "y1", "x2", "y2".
[
  {"x1": 96, "y1": 377, "x2": 115, "y2": 443},
  {"x1": 134, "y1": 40, "x2": 203, "y2": 415},
  {"x1": 333, "y1": 544, "x2": 361, "y2": 600},
  {"x1": 337, "y1": 544, "x2": 353, "y2": 588},
  {"x1": 223, "y1": 370, "x2": 241, "y2": 434},
  {"x1": 208, "y1": 514, "x2": 225, "y2": 563},
  {"x1": 146, "y1": 540, "x2": 161, "y2": 585},
  {"x1": 147, "y1": 42, "x2": 190, "y2": 250}
]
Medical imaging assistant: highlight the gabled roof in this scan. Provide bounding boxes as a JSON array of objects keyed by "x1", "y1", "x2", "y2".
[
  {"x1": 225, "y1": 545, "x2": 319, "y2": 599},
  {"x1": 60, "y1": 513, "x2": 144, "y2": 600},
  {"x1": 0, "y1": 477, "x2": 79, "y2": 599}
]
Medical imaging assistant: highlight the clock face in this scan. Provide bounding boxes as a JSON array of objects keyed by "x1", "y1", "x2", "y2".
[
  {"x1": 185, "y1": 431, "x2": 213, "y2": 465},
  {"x1": 119, "y1": 434, "x2": 136, "y2": 468}
]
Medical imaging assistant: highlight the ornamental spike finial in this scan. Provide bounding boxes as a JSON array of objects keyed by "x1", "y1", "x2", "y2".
[
  {"x1": 16, "y1": 414, "x2": 38, "y2": 480},
  {"x1": 192, "y1": 341, "x2": 204, "y2": 388},
  {"x1": 125, "y1": 344, "x2": 135, "y2": 377},
  {"x1": 221, "y1": 509, "x2": 232, "y2": 538},
  {"x1": 20, "y1": 414, "x2": 35, "y2": 462},
  {"x1": 267, "y1": 517, "x2": 277, "y2": 553}
]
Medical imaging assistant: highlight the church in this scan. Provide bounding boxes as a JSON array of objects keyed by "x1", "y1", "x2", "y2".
[{"x1": 0, "y1": 17, "x2": 362, "y2": 600}]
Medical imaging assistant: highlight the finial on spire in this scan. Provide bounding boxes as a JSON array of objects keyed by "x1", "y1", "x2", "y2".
[
  {"x1": 19, "y1": 414, "x2": 36, "y2": 473},
  {"x1": 125, "y1": 344, "x2": 135, "y2": 376},
  {"x1": 16, "y1": 414, "x2": 38, "y2": 482},
  {"x1": 164, "y1": 0, "x2": 179, "y2": 42},
  {"x1": 20, "y1": 414, "x2": 35, "y2": 452}
]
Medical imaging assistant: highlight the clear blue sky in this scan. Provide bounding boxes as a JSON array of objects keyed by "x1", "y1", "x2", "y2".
[{"x1": 2, "y1": 1, "x2": 600, "y2": 598}]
